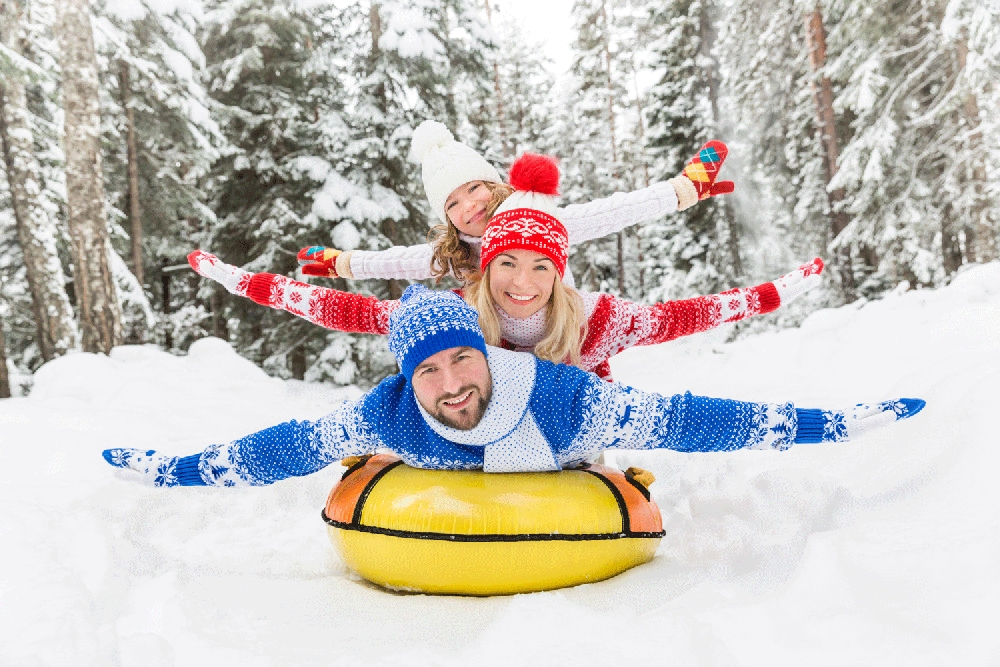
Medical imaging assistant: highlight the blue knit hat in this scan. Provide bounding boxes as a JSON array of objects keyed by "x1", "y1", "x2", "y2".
[{"x1": 388, "y1": 285, "x2": 487, "y2": 381}]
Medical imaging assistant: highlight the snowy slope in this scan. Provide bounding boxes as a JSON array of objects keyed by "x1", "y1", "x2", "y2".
[{"x1": 2, "y1": 264, "x2": 999, "y2": 666}]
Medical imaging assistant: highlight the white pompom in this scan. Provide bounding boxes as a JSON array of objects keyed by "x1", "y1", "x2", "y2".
[{"x1": 408, "y1": 120, "x2": 454, "y2": 164}]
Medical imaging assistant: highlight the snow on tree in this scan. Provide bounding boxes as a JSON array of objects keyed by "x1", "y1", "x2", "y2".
[
  {"x1": 557, "y1": 0, "x2": 647, "y2": 295},
  {"x1": 55, "y1": 0, "x2": 123, "y2": 353},
  {"x1": 719, "y1": 0, "x2": 845, "y2": 298},
  {"x1": 461, "y1": 14, "x2": 556, "y2": 167},
  {"x1": 827, "y1": 0, "x2": 999, "y2": 292},
  {"x1": 1, "y1": 0, "x2": 79, "y2": 361},
  {"x1": 641, "y1": 0, "x2": 741, "y2": 302},
  {"x1": 94, "y1": 0, "x2": 224, "y2": 343}
]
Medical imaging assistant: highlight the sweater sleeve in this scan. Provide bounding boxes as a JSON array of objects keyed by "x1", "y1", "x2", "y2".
[
  {"x1": 580, "y1": 283, "x2": 781, "y2": 363},
  {"x1": 572, "y1": 381, "x2": 798, "y2": 455},
  {"x1": 186, "y1": 400, "x2": 380, "y2": 487},
  {"x1": 242, "y1": 272, "x2": 398, "y2": 334},
  {"x1": 346, "y1": 244, "x2": 436, "y2": 281},
  {"x1": 559, "y1": 181, "x2": 679, "y2": 245}
]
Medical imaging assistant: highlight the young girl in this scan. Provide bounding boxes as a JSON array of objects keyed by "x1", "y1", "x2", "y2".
[
  {"x1": 294, "y1": 120, "x2": 734, "y2": 286},
  {"x1": 189, "y1": 155, "x2": 822, "y2": 382}
]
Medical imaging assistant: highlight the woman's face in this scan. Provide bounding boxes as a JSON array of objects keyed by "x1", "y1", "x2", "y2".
[
  {"x1": 445, "y1": 181, "x2": 493, "y2": 237},
  {"x1": 488, "y1": 249, "x2": 557, "y2": 319}
]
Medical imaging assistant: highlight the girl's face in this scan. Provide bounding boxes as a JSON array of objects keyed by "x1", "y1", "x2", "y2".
[
  {"x1": 488, "y1": 249, "x2": 557, "y2": 319},
  {"x1": 445, "y1": 181, "x2": 493, "y2": 237}
]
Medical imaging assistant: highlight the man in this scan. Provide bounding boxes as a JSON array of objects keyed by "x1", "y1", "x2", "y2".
[{"x1": 104, "y1": 286, "x2": 924, "y2": 487}]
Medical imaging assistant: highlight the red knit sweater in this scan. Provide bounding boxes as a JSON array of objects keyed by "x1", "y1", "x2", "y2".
[{"x1": 237, "y1": 272, "x2": 779, "y2": 381}]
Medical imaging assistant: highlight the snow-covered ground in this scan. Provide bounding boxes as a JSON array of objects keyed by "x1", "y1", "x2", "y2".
[{"x1": 2, "y1": 264, "x2": 999, "y2": 666}]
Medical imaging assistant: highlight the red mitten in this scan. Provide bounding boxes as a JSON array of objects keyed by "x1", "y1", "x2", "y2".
[
  {"x1": 682, "y1": 140, "x2": 734, "y2": 200},
  {"x1": 297, "y1": 246, "x2": 342, "y2": 278}
]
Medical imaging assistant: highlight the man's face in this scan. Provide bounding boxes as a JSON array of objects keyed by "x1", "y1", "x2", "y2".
[{"x1": 411, "y1": 347, "x2": 492, "y2": 431}]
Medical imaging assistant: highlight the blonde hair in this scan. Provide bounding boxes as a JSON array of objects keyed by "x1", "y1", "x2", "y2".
[
  {"x1": 428, "y1": 181, "x2": 515, "y2": 284},
  {"x1": 464, "y1": 265, "x2": 588, "y2": 367}
]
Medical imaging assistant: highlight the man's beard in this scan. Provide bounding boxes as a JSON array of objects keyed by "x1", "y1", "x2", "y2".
[{"x1": 432, "y1": 384, "x2": 492, "y2": 430}]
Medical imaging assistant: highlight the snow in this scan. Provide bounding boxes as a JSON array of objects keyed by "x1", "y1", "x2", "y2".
[{"x1": 2, "y1": 264, "x2": 1000, "y2": 665}]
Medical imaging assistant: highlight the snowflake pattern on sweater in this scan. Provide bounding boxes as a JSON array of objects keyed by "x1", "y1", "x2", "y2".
[
  {"x1": 146, "y1": 347, "x2": 801, "y2": 487},
  {"x1": 190, "y1": 250, "x2": 783, "y2": 384}
]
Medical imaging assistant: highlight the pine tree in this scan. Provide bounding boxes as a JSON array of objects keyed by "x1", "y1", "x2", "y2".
[
  {"x1": 55, "y1": 0, "x2": 123, "y2": 353},
  {"x1": 559, "y1": 0, "x2": 637, "y2": 294},
  {"x1": 96, "y1": 0, "x2": 225, "y2": 344},
  {"x1": 462, "y1": 16, "x2": 556, "y2": 165},
  {"x1": 0, "y1": 0, "x2": 78, "y2": 361},
  {"x1": 719, "y1": 0, "x2": 841, "y2": 295},
  {"x1": 641, "y1": 0, "x2": 739, "y2": 301},
  {"x1": 827, "y1": 0, "x2": 999, "y2": 291}
]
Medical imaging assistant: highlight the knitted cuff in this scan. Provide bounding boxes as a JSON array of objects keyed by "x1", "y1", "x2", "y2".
[
  {"x1": 794, "y1": 408, "x2": 827, "y2": 443},
  {"x1": 757, "y1": 282, "x2": 781, "y2": 314},
  {"x1": 174, "y1": 454, "x2": 208, "y2": 486},
  {"x1": 669, "y1": 175, "x2": 699, "y2": 211},
  {"x1": 336, "y1": 251, "x2": 354, "y2": 279},
  {"x1": 246, "y1": 273, "x2": 279, "y2": 306}
]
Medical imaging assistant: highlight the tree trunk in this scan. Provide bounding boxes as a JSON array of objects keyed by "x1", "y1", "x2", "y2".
[
  {"x1": 699, "y1": 0, "x2": 742, "y2": 280},
  {"x1": 954, "y1": 38, "x2": 996, "y2": 264},
  {"x1": 0, "y1": 313, "x2": 11, "y2": 398},
  {"x1": 369, "y1": 2, "x2": 402, "y2": 300},
  {"x1": 483, "y1": 0, "x2": 510, "y2": 158},
  {"x1": 210, "y1": 287, "x2": 229, "y2": 340},
  {"x1": 805, "y1": 5, "x2": 853, "y2": 293},
  {"x1": 290, "y1": 344, "x2": 306, "y2": 381},
  {"x1": 55, "y1": 0, "x2": 123, "y2": 354},
  {"x1": 600, "y1": 1, "x2": 624, "y2": 295},
  {"x1": 805, "y1": 6, "x2": 847, "y2": 234},
  {"x1": 0, "y1": 0, "x2": 79, "y2": 362},
  {"x1": 160, "y1": 263, "x2": 172, "y2": 349},
  {"x1": 119, "y1": 60, "x2": 144, "y2": 286}
]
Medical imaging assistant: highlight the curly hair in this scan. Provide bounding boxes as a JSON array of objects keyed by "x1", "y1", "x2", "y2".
[{"x1": 428, "y1": 181, "x2": 515, "y2": 284}]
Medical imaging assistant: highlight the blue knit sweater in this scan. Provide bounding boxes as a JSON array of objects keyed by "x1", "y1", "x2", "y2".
[{"x1": 162, "y1": 347, "x2": 822, "y2": 487}]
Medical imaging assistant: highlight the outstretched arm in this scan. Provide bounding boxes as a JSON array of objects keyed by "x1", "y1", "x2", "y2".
[
  {"x1": 561, "y1": 141, "x2": 735, "y2": 245},
  {"x1": 581, "y1": 258, "x2": 825, "y2": 365},
  {"x1": 297, "y1": 244, "x2": 438, "y2": 282},
  {"x1": 103, "y1": 401, "x2": 376, "y2": 487},
  {"x1": 566, "y1": 379, "x2": 925, "y2": 456},
  {"x1": 188, "y1": 250, "x2": 398, "y2": 334}
]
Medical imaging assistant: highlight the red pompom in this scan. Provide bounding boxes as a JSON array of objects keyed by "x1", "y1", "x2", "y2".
[{"x1": 508, "y1": 153, "x2": 560, "y2": 195}]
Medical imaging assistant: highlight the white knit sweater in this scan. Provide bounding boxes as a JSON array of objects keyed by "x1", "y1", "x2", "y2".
[{"x1": 347, "y1": 180, "x2": 679, "y2": 281}]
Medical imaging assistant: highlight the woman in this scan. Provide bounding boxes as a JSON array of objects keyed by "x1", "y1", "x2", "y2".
[
  {"x1": 189, "y1": 155, "x2": 823, "y2": 381},
  {"x1": 294, "y1": 120, "x2": 734, "y2": 285}
]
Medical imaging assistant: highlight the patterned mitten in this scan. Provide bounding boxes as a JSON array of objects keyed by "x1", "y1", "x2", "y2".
[
  {"x1": 670, "y1": 140, "x2": 735, "y2": 210},
  {"x1": 187, "y1": 250, "x2": 251, "y2": 296},
  {"x1": 772, "y1": 257, "x2": 825, "y2": 305},
  {"x1": 298, "y1": 246, "x2": 342, "y2": 278},
  {"x1": 795, "y1": 399, "x2": 926, "y2": 443},
  {"x1": 103, "y1": 448, "x2": 205, "y2": 487}
]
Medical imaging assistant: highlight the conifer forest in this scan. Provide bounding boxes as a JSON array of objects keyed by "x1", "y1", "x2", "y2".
[{"x1": 1, "y1": 0, "x2": 998, "y2": 395}]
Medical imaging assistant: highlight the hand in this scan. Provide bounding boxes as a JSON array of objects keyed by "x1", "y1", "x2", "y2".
[
  {"x1": 187, "y1": 250, "x2": 251, "y2": 295},
  {"x1": 681, "y1": 140, "x2": 735, "y2": 200},
  {"x1": 773, "y1": 257, "x2": 825, "y2": 305},
  {"x1": 798, "y1": 399, "x2": 926, "y2": 443},
  {"x1": 297, "y1": 246, "x2": 342, "y2": 278},
  {"x1": 103, "y1": 448, "x2": 181, "y2": 487}
]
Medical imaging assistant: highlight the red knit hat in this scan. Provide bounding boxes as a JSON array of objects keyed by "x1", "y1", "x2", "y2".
[{"x1": 479, "y1": 154, "x2": 569, "y2": 277}]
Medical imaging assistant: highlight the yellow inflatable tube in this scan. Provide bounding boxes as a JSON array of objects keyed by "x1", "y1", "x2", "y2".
[{"x1": 322, "y1": 454, "x2": 664, "y2": 596}]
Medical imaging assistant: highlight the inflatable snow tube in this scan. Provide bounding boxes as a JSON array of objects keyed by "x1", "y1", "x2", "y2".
[{"x1": 322, "y1": 454, "x2": 664, "y2": 596}]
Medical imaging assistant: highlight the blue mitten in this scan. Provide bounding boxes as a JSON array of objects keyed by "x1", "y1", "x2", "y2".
[
  {"x1": 103, "y1": 448, "x2": 205, "y2": 486},
  {"x1": 795, "y1": 399, "x2": 925, "y2": 443}
]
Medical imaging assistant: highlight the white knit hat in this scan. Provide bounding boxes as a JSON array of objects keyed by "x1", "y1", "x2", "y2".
[{"x1": 408, "y1": 120, "x2": 502, "y2": 226}]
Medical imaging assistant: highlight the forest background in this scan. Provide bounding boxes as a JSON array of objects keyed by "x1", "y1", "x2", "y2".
[{"x1": 1, "y1": 0, "x2": 997, "y2": 395}]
